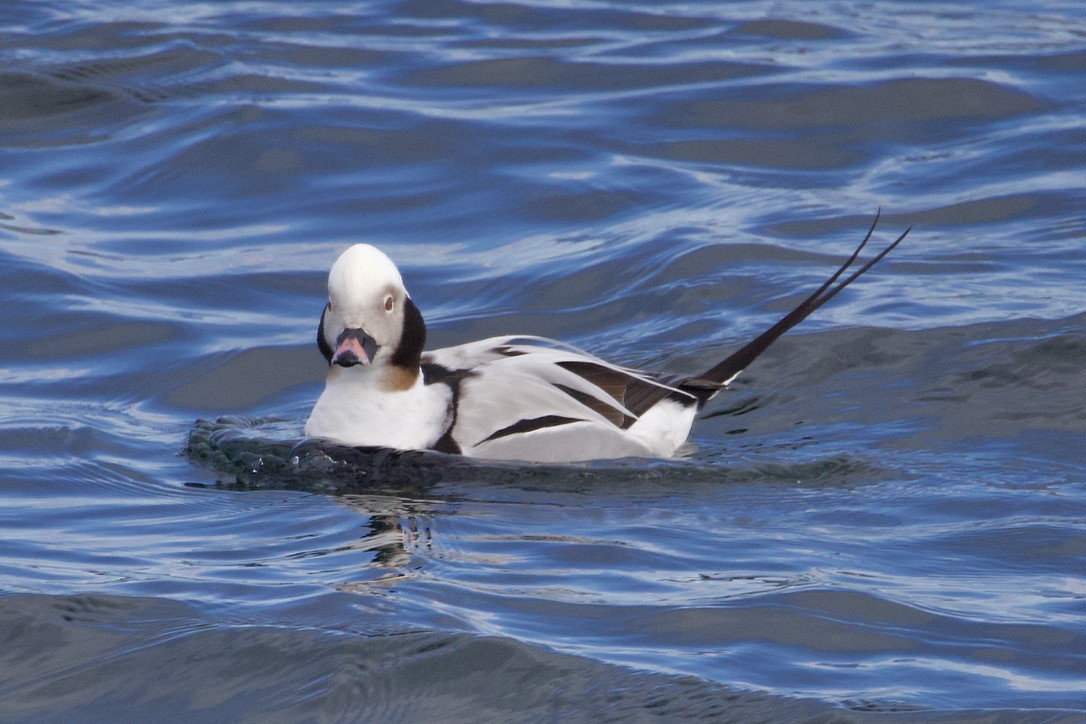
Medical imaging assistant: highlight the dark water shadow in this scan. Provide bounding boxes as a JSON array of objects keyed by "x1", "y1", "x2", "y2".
[
  {"x1": 184, "y1": 415, "x2": 891, "y2": 498},
  {"x1": 1, "y1": 592, "x2": 919, "y2": 723},
  {"x1": 4, "y1": 588, "x2": 1075, "y2": 722}
]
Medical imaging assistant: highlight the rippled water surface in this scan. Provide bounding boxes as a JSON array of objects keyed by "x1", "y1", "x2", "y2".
[{"x1": 2, "y1": 1, "x2": 1086, "y2": 720}]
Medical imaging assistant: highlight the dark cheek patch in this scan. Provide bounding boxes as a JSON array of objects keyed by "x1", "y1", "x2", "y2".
[
  {"x1": 316, "y1": 303, "x2": 333, "y2": 364},
  {"x1": 390, "y1": 297, "x2": 426, "y2": 370}
]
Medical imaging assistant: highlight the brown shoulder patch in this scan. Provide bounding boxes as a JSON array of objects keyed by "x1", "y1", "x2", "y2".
[{"x1": 381, "y1": 365, "x2": 419, "y2": 392}]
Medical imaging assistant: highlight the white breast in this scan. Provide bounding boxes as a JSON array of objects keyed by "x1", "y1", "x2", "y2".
[{"x1": 304, "y1": 368, "x2": 452, "y2": 450}]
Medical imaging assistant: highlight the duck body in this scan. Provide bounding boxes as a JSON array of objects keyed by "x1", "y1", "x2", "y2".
[
  {"x1": 307, "y1": 333, "x2": 699, "y2": 462},
  {"x1": 304, "y1": 216, "x2": 909, "y2": 463}
]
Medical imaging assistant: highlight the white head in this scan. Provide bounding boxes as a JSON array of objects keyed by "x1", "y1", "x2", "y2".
[{"x1": 317, "y1": 244, "x2": 426, "y2": 376}]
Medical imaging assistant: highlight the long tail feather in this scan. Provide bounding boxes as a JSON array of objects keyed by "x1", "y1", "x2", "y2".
[{"x1": 679, "y1": 212, "x2": 910, "y2": 407}]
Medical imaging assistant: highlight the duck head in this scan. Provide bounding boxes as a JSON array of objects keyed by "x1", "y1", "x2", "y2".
[{"x1": 316, "y1": 244, "x2": 426, "y2": 375}]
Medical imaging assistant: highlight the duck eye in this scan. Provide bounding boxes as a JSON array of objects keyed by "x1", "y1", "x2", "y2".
[{"x1": 384, "y1": 295, "x2": 394, "y2": 312}]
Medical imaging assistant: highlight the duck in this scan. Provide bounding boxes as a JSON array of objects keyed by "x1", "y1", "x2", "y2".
[{"x1": 304, "y1": 213, "x2": 909, "y2": 463}]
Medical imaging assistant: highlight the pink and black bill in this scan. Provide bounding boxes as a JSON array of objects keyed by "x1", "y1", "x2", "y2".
[{"x1": 332, "y1": 327, "x2": 379, "y2": 367}]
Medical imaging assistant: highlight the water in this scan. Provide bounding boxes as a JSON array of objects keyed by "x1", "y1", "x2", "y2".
[{"x1": 2, "y1": 0, "x2": 1085, "y2": 720}]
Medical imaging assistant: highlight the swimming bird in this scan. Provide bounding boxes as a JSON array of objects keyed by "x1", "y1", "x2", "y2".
[{"x1": 304, "y1": 213, "x2": 909, "y2": 463}]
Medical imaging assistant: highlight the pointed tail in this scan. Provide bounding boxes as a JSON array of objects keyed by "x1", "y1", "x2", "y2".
[{"x1": 679, "y1": 211, "x2": 911, "y2": 407}]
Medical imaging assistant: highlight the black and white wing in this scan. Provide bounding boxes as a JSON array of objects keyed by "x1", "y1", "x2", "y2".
[
  {"x1": 417, "y1": 214, "x2": 910, "y2": 462},
  {"x1": 421, "y1": 336, "x2": 699, "y2": 462}
]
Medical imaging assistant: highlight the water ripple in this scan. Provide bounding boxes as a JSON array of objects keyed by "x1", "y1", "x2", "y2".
[{"x1": 2, "y1": 0, "x2": 1086, "y2": 717}]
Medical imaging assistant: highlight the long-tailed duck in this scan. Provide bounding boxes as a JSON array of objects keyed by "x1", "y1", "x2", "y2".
[{"x1": 304, "y1": 214, "x2": 909, "y2": 462}]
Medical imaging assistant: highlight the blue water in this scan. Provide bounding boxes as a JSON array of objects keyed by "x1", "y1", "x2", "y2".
[{"x1": 2, "y1": 1, "x2": 1086, "y2": 720}]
